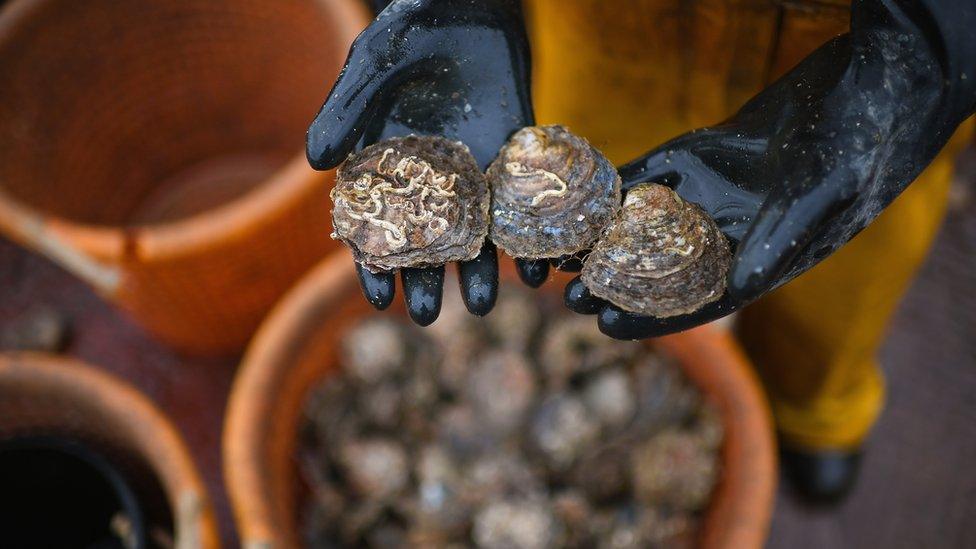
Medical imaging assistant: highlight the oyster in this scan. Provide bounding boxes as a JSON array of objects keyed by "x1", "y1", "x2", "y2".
[
  {"x1": 528, "y1": 393, "x2": 600, "y2": 473},
  {"x1": 331, "y1": 135, "x2": 490, "y2": 272},
  {"x1": 466, "y1": 350, "x2": 537, "y2": 435},
  {"x1": 472, "y1": 498, "x2": 563, "y2": 549},
  {"x1": 631, "y1": 429, "x2": 720, "y2": 511},
  {"x1": 488, "y1": 125, "x2": 621, "y2": 259},
  {"x1": 338, "y1": 437, "x2": 409, "y2": 500},
  {"x1": 581, "y1": 183, "x2": 731, "y2": 317}
]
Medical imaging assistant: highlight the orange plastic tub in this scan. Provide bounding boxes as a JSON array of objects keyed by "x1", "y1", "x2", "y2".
[
  {"x1": 224, "y1": 254, "x2": 777, "y2": 548},
  {"x1": 0, "y1": 0, "x2": 369, "y2": 355},
  {"x1": 0, "y1": 353, "x2": 220, "y2": 548}
]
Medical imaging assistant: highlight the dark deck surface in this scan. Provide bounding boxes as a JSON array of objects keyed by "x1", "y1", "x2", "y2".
[
  {"x1": 765, "y1": 151, "x2": 976, "y2": 548},
  {"x1": 1, "y1": 151, "x2": 974, "y2": 547}
]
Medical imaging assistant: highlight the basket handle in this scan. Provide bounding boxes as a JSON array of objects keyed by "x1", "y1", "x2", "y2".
[{"x1": 0, "y1": 189, "x2": 121, "y2": 295}]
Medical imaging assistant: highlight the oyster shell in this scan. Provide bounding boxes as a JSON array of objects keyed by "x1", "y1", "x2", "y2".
[
  {"x1": 488, "y1": 125, "x2": 621, "y2": 259},
  {"x1": 581, "y1": 183, "x2": 731, "y2": 317},
  {"x1": 331, "y1": 135, "x2": 490, "y2": 272},
  {"x1": 631, "y1": 429, "x2": 719, "y2": 511}
]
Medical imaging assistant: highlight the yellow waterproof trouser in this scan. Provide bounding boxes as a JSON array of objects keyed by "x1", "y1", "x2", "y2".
[
  {"x1": 738, "y1": 130, "x2": 969, "y2": 450},
  {"x1": 527, "y1": 0, "x2": 972, "y2": 450}
]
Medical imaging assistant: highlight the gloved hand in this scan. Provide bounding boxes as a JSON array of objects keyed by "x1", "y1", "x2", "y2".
[
  {"x1": 565, "y1": 0, "x2": 976, "y2": 339},
  {"x1": 306, "y1": 0, "x2": 535, "y2": 325}
]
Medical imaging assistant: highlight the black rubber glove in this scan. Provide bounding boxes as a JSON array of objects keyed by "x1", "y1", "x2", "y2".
[
  {"x1": 307, "y1": 0, "x2": 534, "y2": 325},
  {"x1": 566, "y1": 0, "x2": 976, "y2": 339}
]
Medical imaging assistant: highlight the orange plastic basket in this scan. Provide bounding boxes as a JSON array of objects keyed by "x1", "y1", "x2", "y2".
[
  {"x1": 0, "y1": 353, "x2": 220, "y2": 548},
  {"x1": 224, "y1": 255, "x2": 776, "y2": 548},
  {"x1": 0, "y1": 0, "x2": 369, "y2": 355}
]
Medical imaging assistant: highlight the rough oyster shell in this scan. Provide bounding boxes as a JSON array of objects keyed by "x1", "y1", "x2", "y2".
[
  {"x1": 581, "y1": 183, "x2": 731, "y2": 317},
  {"x1": 331, "y1": 135, "x2": 490, "y2": 272},
  {"x1": 488, "y1": 125, "x2": 621, "y2": 259}
]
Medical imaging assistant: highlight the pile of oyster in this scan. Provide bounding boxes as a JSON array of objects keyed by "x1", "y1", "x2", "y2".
[
  {"x1": 330, "y1": 127, "x2": 730, "y2": 317},
  {"x1": 300, "y1": 287, "x2": 722, "y2": 548}
]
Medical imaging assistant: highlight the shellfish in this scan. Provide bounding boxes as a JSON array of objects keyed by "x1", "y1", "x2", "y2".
[
  {"x1": 581, "y1": 183, "x2": 731, "y2": 317},
  {"x1": 331, "y1": 135, "x2": 490, "y2": 273},
  {"x1": 488, "y1": 125, "x2": 621, "y2": 259},
  {"x1": 299, "y1": 286, "x2": 725, "y2": 547}
]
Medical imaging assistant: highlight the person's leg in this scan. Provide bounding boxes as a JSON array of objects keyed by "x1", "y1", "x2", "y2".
[
  {"x1": 527, "y1": 0, "x2": 973, "y2": 499},
  {"x1": 738, "y1": 122, "x2": 972, "y2": 500}
]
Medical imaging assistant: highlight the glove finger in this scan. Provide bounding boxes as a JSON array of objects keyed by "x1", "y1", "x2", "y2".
[
  {"x1": 515, "y1": 258, "x2": 549, "y2": 288},
  {"x1": 617, "y1": 145, "x2": 679, "y2": 189},
  {"x1": 549, "y1": 251, "x2": 587, "y2": 272},
  {"x1": 563, "y1": 276, "x2": 605, "y2": 315},
  {"x1": 306, "y1": 28, "x2": 402, "y2": 170},
  {"x1": 459, "y1": 241, "x2": 499, "y2": 316},
  {"x1": 729, "y1": 178, "x2": 850, "y2": 302},
  {"x1": 356, "y1": 263, "x2": 396, "y2": 310},
  {"x1": 617, "y1": 129, "x2": 756, "y2": 189},
  {"x1": 597, "y1": 296, "x2": 735, "y2": 340},
  {"x1": 402, "y1": 266, "x2": 445, "y2": 326},
  {"x1": 617, "y1": 130, "x2": 769, "y2": 234}
]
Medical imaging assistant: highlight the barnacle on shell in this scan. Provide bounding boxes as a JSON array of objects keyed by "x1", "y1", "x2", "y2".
[
  {"x1": 331, "y1": 135, "x2": 489, "y2": 273},
  {"x1": 581, "y1": 183, "x2": 731, "y2": 317},
  {"x1": 488, "y1": 125, "x2": 621, "y2": 259}
]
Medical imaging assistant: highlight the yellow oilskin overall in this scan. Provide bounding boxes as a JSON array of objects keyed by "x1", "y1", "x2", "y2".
[{"x1": 526, "y1": 0, "x2": 972, "y2": 451}]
